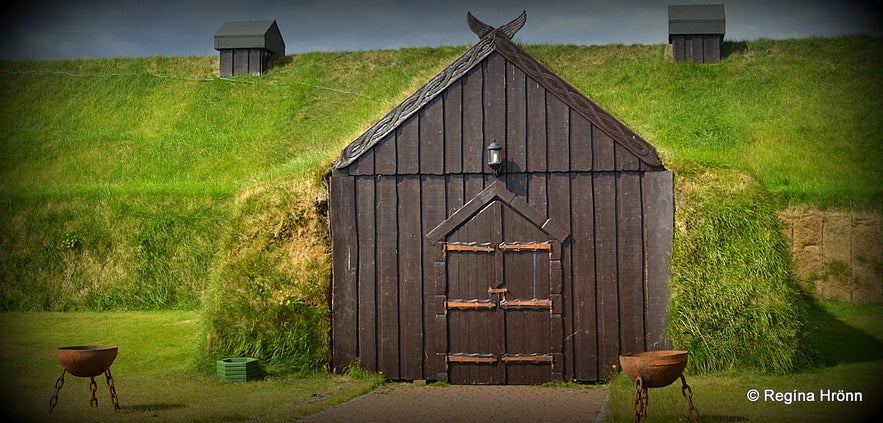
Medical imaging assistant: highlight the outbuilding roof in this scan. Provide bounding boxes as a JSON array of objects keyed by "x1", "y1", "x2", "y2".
[
  {"x1": 214, "y1": 20, "x2": 285, "y2": 56},
  {"x1": 668, "y1": 4, "x2": 725, "y2": 40}
]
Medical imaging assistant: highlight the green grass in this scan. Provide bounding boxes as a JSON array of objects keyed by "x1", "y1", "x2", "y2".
[
  {"x1": 526, "y1": 37, "x2": 883, "y2": 209},
  {"x1": 605, "y1": 301, "x2": 883, "y2": 422},
  {"x1": 197, "y1": 174, "x2": 332, "y2": 375},
  {"x1": 2, "y1": 39, "x2": 879, "y2": 314},
  {"x1": 0, "y1": 311, "x2": 378, "y2": 422},
  {"x1": 1, "y1": 38, "x2": 881, "y2": 375},
  {"x1": 0, "y1": 48, "x2": 466, "y2": 312},
  {"x1": 667, "y1": 169, "x2": 812, "y2": 374}
]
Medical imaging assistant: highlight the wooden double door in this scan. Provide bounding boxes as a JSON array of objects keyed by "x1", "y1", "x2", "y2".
[{"x1": 441, "y1": 200, "x2": 564, "y2": 384}]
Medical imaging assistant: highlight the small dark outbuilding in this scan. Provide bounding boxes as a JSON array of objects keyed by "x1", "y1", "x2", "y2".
[
  {"x1": 669, "y1": 4, "x2": 725, "y2": 63},
  {"x1": 328, "y1": 11, "x2": 674, "y2": 385},
  {"x1": 214, "y1": 20, "x2": 285, "y2": 77}
]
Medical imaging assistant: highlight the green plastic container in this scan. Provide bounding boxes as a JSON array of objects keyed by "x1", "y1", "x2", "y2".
[{"x1": 216, "y1": 357, "x2": 260, "y2": 382}]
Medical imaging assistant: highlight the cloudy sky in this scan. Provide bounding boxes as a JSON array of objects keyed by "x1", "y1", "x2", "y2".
[{"x1": 0, "y1": 0, "x2": 879, "y2": 60}]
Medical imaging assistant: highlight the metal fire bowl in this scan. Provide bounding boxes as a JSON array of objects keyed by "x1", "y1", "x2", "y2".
[
  {"x1": 619, "y1": 350, "x2": 688, "y2": 388},
  {"x1": 56, "y1": 346, "x2": 118, "y2": 378}
]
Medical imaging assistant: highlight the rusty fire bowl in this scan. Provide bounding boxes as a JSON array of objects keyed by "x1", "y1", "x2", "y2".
[
  {"x1": 619, "y1": 350, "x2": 688, "y2": 388},
  {"x1": 56, "y1": 346, "x2": 118, "y2": 378}
]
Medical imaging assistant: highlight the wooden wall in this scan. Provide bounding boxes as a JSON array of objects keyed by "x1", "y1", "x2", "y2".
[
  {"x1": 672, "y1": 34, "x2": 722, "y2": 63},
  {"x1": 218, "y1": 48, "x2": 272, "y2": 77},
  {"x1": 330, "y1": 51, "x2": 673, "y2": 383}
]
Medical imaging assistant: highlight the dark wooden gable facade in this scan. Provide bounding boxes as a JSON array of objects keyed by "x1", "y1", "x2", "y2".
[
  {"x1": 669, "y1": 4, "x2": 725, "y2": 63},
  {"x1": 328, "y1": 12, "x2": 673, "y2": 384}
]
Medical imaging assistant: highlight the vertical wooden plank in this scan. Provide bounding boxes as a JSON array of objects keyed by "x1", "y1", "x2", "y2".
[
  {"x1": 592, "y1": 125, "x2": 615, "y2": 172},
  {"x1": 594, "y1": 172, "x2": 619, "y2": 371},
  {"x1": 262, "y1": 50, "x2": 270, "y2": 74},
  {"x1": 465, "y1": 174, "x2": 485, "y2": 200},
  {"x1": 615, "y1": 141, "x2": 641, "y2": 171},
  {"x1": 673, "y1": 36, "x2": 685, "y2": 62},
  {"x1": 704, "y1": 35, "x2": 721, "y2": 63},
  {"x1": 446, "y1": 174, "x2": 465, "y2": 218},
  {"x1": 233, "y1": 49, "x2": 248, "y2": 75},
  {"x1": 570, "y1": 173, "x2": 597, "y2": 381},
  {"x1": 375, "y1": 132, "x2": 397, "y2": 175},
  {"x1": 420, "y1": 97, "x2": 445, "y2": 175},
  {"x1": 398, "y1": 176, "x2": 423, "y2": 379},
  {"x1": 350, "y1": 148, "x2": 374, "y2": 176},
  {"x1": 434, "y1": 259, "x2": 448, "y2": 381},
  {"x1": 507, "y1": 60, "x2": 528, "y2": 196},
  {"x1": 219, "y1": 50, "x2": 233, "y2": 77},
  {"x1": 462, "y1": 65, "x2": 484, "y2": 174},
  {"x1": 485, "y1": 53, "x2": 506, "y2": 176},
  {"x1": 617, "y1": 172, "x2": 645, "y2": 354},
  {"x1": 444, "y1": 80, "x2": 463, "y2": 174},
  {"x1": 691, "y1": 36, "x2": 704, "y2": 63},
  {"x1": 507, "y1": 62, "x2": 527, "y2": 174},
  {"x1": 248, "y1": 49, "x2": 262, "y2": 75},
  {"x1": 684, "y1": 35, "x2": 695, "y2": 62},
  {"x1": 445, "y1": 204, "x2": 465, "y2": 383},
  {"x1": 528, "y1": 173, "x2": 547, "y2": 219},
  {"x1": 488, "y1": 202, "x2": 505, "y2": 384},
  {"x1": 330, "y1": 174, "x2": 358, "y2": 372},
  {"x1": 397, "y1": 116, "x2": 419, "y2": 175},
  {"x1": 422, "y1": 175, "x2": 446, "y2": 378},
  {"x1": 570, "y1": 112, "x2": 593, "y2": 171},
  {"x1": 644, "y1": 171, "x2": 674, "y2": 350},
  {"x1": 356, "y1": 176, "x2": 377, "y2": 370},
  {"x1": 526, "y1": 77, "x2": 547, "y2": 172},
  {"x1": 376, "y1": 176, "x2": 400, "y2": 379},
  {"x1": 547, "y1": 95, "x2": 570, "y2": 172},
  {"x1": 547, "y1": 173, "x2": 573, "y2": 380}
]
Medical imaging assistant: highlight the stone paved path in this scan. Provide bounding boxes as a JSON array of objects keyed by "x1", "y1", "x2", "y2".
[{"x1": 298, "y1": 384, "x2": 608, "y2": 423}]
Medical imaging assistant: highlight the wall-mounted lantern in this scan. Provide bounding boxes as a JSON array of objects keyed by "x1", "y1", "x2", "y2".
[{"x1": 486, "y1": 139, "x2": 503, "y2": 175}]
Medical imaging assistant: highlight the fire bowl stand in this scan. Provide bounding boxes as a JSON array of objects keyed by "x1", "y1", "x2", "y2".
[
  {"x1": 49, "y1": 368, "x2": 120, "y2": 413},
  {"x1": 632, "y1": 374, "x2": 699, "y2": 422}
]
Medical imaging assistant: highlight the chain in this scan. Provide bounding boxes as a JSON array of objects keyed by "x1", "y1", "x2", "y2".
[
  {"x1": 49, "y1": 368, "x2": 66, "y2": 413},
  {"x1": 105, "y1": 369, "x2": 121, "y2": 412},
  {"x1": 680, "y1": 374, "x2": 700, "y2": 422},
  {"x1": 633, "y1": 377, "x2": 648, "y2": 423},
  {"x1": 89, "y1": 377, "x2": 99, "y2": 408}
]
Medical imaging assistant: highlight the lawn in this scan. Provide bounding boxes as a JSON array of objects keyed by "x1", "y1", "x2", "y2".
[
  {"x1": 0, "y1": 311, "x2": 378, "y2": 422},
  {"x1": 604, "y1": 301, "x2": 883, "y2": 422},
  {"x1": 1, "y1": 301, "x2": 879, "y2": 422}
]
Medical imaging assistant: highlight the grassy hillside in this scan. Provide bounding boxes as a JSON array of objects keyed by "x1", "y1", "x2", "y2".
[{"x1": 1, "y1": 37, "x2": 880, "y2": 373}]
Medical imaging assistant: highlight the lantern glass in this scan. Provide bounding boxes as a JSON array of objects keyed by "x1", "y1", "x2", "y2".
[{"x1": 486, "y1": 140, "x2": 502, "y2": 174}]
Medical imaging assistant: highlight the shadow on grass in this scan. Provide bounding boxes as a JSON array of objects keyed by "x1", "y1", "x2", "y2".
[
  {"x1": 722, "y1": 41, "x2": 749, "y2": 58},
  {"x1": 120, "y1": 403, "x2": 187, "y2": 412},
  {"x1": 699, "y1": 415, "x2": 748, "y2": 422},
  {"x1": 805, "y1": 301, "x2": 883, "y2": 366}
]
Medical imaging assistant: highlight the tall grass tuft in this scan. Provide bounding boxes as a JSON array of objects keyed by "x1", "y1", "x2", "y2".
[
  {"x1": 198, "y1": 169, "x2": 331, "y2": 374},
  {"x1": 668, "y1": 169, "x2": 815, "y2": 373}
]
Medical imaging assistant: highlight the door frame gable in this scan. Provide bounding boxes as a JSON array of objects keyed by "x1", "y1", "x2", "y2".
[{"x1": 426, "y1": 181, "x2": 570, "y2": 244}]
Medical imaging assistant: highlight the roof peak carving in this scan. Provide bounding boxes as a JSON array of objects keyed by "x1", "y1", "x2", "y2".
[{"x1": 467, "y1": 10, "x2": 527, "y2": 40}]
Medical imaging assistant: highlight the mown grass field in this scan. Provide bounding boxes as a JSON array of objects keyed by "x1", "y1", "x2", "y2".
[
  {"x1": 0, "y1": 302, "x2": 877, "y2": 422},
  {"x1": 0, "y1": 311, "x2": 380, "y2": 422},
  {"x1": 604, "y1": 301, "x2": 883, "y2": 422}
]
